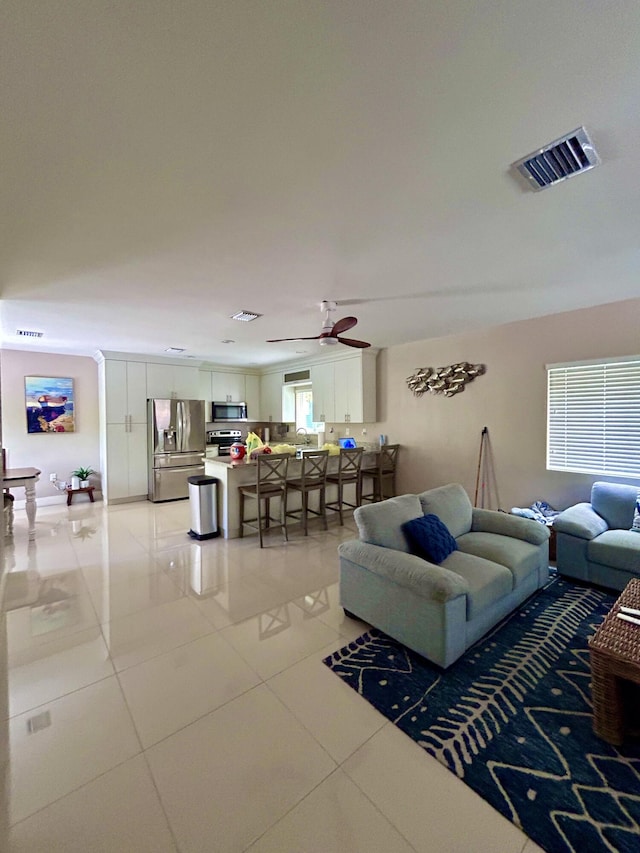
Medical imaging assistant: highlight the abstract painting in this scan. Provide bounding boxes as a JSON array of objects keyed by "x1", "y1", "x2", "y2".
[{"x1": 25, "y1": 376, "x2": 75, "y2": 433}]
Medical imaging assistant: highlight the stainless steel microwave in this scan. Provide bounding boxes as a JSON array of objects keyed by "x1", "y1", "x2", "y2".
[{"x1": 212, "y1": 401, "x2": 248, "y2": 422}]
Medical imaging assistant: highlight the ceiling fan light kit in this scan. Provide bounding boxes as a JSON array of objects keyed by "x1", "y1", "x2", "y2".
[{"x1": 266, "y1": 300, "x2": 371, "y2": 349}]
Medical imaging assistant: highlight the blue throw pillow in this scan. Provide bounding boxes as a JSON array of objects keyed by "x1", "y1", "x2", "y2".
[{"x1": 402, "y1": 514, "x2": 458, "y2": 564}]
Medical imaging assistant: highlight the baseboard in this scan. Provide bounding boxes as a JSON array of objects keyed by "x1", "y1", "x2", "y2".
[{"x1": 11, "y1": 492, "x2": 104, "y2": 510}]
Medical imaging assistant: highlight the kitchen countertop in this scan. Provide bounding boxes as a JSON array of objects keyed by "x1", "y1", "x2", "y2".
[
  {"x1": 204, "y1": 447, "x2": 383, "y2": 539},
  {"x1": 206, "y1": 446, "x2": 382, "y2": 467}
]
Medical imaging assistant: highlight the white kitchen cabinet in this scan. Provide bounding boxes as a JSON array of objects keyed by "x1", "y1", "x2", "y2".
[
  {"x1": 99, "y1": 358, "x2": 149, "y2": 503},
  {"x1": 210, "y1": 371, "x2": 246, "y2": 403},
  {"x1": 259, "y1": 372, "x2": 283, "y2": 421},
  {"x1": 244, "y1": 374, "x2": 260, "y2": 420},
  {"x1": 198, "y1": 370, "x2": 212, "y2": 405},
  {"x1": 324, "y1": 351, "x2": 377, "y2": 424},
  {"x1": 105, "y1": 360, "x2": 147, "y2": 424},
  {"x1": 105, "y1": 422, "x2": 148, "y2": 500},
  {"x1": 147, "y1": 363, "x2": 200, "y2": 400},
  {"x1": 310, "y1": 362, "x2": 335, "y2": 423}
]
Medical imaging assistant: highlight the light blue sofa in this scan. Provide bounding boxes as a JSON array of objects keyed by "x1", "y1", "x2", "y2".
[
  {"x1": 338, "y1": 484, "x2": 550, "y2": 668},
  {"x1": 553, "y1": 481, "x2": 640, "y2": 591}
]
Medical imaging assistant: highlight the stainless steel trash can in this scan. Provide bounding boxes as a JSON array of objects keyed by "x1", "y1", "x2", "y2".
[{"x1": 187, "y1": 475, "x2": 219, "y2": 540}]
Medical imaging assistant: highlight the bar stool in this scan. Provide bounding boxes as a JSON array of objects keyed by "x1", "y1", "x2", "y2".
[
  {"x1": 285, "y1": 450, "x2": 329, "y2": 535},
  {"x1": 326, "y1": 446, "x2": 364, "y2": 525},
  {"x1": 238, "y1": 453, "x2": 290, "y2": 547},
  {"x1": 360, "y1": 444, "x2": 400, "y2": 504}
]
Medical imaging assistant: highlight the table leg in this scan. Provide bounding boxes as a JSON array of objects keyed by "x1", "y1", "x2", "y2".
[
  {"x1": 25, "y1": 481, "x2": 37, "y2": 540},
  {"x1": 89, "y1": 489, "x2": 94, "y2": 502},
  {"x1": 591, "y1": 654, "x2": 625, "y2": 745}
]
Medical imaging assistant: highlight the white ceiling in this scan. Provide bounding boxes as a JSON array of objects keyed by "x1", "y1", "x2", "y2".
[{"x1": 2, "y1": 0, "x2": 640, "y2": 367}]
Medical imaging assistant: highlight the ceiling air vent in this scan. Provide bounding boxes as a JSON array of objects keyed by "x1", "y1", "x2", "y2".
[
  {"x1": 512, "y1": 127, "x2": 601, "y2": 191},
  {"x1": 16, "y1": 329, "x2": 44, "y2": 338},
  {"x1": 231, "y1": 311, "x2": 262, "y2": 322},
  {"x1": 283, "y1": 369, "x2": 310, "y2": 385}
]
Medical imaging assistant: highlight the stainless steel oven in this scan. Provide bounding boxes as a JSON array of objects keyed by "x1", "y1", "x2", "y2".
[{"x1": 207, "y1": 429, "x2": 242, "y2": 456}]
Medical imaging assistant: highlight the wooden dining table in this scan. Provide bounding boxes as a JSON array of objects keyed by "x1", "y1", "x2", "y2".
[{"x1": 3, "y1": 467, "x2": 41, "y2": 540}]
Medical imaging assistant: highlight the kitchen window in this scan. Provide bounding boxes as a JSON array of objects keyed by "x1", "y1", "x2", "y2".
[
  {"x1": 546, "y1": 356, "x2": 640, "y2": 479},
  {"x1": 295, "y1": 388, "x2": 314, "y2": 432}
]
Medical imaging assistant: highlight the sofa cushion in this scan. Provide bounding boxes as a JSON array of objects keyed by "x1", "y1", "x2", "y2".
[
  {"x1": 442, "y1": 551, "x2": 512, "y2": 620},
  {"x1": 587, "y1": 529, "x2": 640, "y2": 573},
  {"x1": 553, "y1": 503, "x2": 609, "y2": 540},
  {"x1": 354, "y1": 494, "x2": 422, "y2": 553},
  {"x1": 403, "y1": 514, "x2": 458, "y2": 564},
  {"x1": 591, "y1": 482, "x2": 637, "y2": 530},
  {"x1": 457, "y1": 532, "x2": 543, "y2": 589},
  {"x1": 418, "y1": 484, "x2": 472, "y2": 539},
  {"x1": 472, "y1": 509, "x2": 550, "y2": 545}
]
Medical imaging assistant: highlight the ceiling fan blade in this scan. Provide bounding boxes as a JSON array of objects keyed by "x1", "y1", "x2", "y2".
[
  {"x1": 337, "y1": 336, "x2": 371, "y2": 349},
  {"x1": 330, "y1": 316, "x2": 358, "y2": 336},
  {"x1": 266, "y1": 335, "x2": 321, "y2": 343}
]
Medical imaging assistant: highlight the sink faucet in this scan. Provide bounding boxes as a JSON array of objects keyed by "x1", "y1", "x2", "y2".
[{"x1": 296, "y1": 427, "x2": 310, "y2": 445}]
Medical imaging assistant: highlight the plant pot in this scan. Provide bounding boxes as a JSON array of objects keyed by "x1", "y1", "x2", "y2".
[
  {"x1": 71, "y1": 476, "x2": 81, "y2": 490},
  {"x1": 80, "y1": 480, "x2": 90, "y2": 488}
]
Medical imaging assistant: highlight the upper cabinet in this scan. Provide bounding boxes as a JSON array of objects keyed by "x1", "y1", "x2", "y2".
[
  {"x1": 198, "y1": 370, "x2": 213, "y2": 406},
  {"x1": 310, "y1": 362, "x2": 335, "y2": 423},
  {"x1": 244, "y1": 374, "x2": 260, "y2": 419},
  {"x1": 258, "y1": 351, "x2": 377, "y2": 425},
  {"x1": 199, "y1": 370, "x2": 259, "y2": 418},
  {"x1": 259, "y1": 371, "x2": 283, "y2": 422},
  {"x1": 325, "y1": 351, "x2": 377, "y2": 424},
  {"x1": 210, "y1": 371, "x2": 246, "y2": 403},
  {"x1": 146, "y1": 363, "x2": 200, "y2": 400},
  {"x1": 104, "y1": 360, "x2": 147, "y2": 424}
]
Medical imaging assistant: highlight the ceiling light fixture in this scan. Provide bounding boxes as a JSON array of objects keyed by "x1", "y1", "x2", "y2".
[{"x1": 231, "y1": 311, "x2": 262, "y2": 322}]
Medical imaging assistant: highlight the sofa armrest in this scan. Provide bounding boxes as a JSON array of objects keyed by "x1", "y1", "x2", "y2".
[
  {"x1": 471, "y1": 508, "x2": 550, "y2": 545},
  {"x1": 553, "y1": 502, "x2": 608, "y2": 540},
  {"x1": 338, "y1": 540, "x2": 468, "y2": 603}
]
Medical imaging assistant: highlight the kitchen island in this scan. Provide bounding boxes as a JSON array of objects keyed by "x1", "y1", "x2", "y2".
[{"x1": 204, "y1": 449, "x2": 381, "y2": 539}]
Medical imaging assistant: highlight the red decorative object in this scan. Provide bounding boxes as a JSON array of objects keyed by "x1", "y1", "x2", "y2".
[{"x1": 230, "y1": 442, "x2": 246, "y2": 461}]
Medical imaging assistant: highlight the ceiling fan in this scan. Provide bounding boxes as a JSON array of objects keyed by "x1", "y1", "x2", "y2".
[{"x1": 267, "y1": 301, "x2": 371, "y2": 349}]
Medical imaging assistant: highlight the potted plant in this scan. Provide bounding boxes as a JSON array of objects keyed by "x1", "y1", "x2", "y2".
[{"x1": 71, "y1": 467, "x2": 95, "y2": 489}]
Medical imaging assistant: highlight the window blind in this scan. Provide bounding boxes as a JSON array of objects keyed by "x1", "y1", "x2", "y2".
[{"x1": 547, "y1": 359, "x2": 640, "y2": 479}]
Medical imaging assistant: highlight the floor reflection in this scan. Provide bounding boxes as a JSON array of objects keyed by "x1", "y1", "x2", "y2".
[{"x1": 0, "y1": 497, "x2": 359, "y2": 846}]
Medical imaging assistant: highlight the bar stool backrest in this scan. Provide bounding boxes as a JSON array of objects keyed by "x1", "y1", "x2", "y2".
[
  {"x1": 298, "y1": 450, "x2": 329, "y2": 485},
  {"x1": 337, "y1": 446, "x2": 364, "y2": 481},
  {"x1": 378, "y1": 444, "x2": 400, "y2": 473},
  {"x1": 255, "y1": 453, "x2": 290, "y2": 493}
]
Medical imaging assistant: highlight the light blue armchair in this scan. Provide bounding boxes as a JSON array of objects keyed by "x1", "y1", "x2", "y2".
[{"x1": 553, "y1": 481, "x2": 640, "y2": 591}]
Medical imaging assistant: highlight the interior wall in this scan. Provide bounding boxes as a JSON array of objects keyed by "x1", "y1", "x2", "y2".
[
  {"x1": 1, "y1": 350, "x2": 100, "y2": 504},
  {"x1": 373, "y1": 297, "x2": 640, "y2": 511}
]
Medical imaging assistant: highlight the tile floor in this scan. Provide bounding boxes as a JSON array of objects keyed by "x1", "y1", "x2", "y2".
[{"x1": 0, "y1": 499, "x2": 544, "y2": 852}]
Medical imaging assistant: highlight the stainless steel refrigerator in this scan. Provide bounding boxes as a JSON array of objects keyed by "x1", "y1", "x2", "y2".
[{"x1": 148, "y1": 399, "x2": 205, "y2": 502}]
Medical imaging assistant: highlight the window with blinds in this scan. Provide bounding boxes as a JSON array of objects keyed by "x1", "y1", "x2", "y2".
[{"x1": 547, "y1": 358, "x2": 640, "y2": 479}]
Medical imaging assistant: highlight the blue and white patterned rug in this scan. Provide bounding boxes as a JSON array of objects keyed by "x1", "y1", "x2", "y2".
[{"x1": 323, "y1": 578, "x2": 640, "y2": 853}]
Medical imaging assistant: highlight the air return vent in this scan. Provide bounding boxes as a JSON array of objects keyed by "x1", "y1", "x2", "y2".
[
  {"x1": 512, "y1": 127, "x2": 601, "y2": 191},
  {"x1": 16, "y1": 329, "x2": 43, "y2": 338},
  {"x1": 283, "y1": 369, "x2": 310, "y2": 385}
]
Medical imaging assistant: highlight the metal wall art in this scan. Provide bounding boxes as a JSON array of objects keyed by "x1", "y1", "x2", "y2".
[{"x1": 406, "y1": 362, "x2": 486, "y2": 398}]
